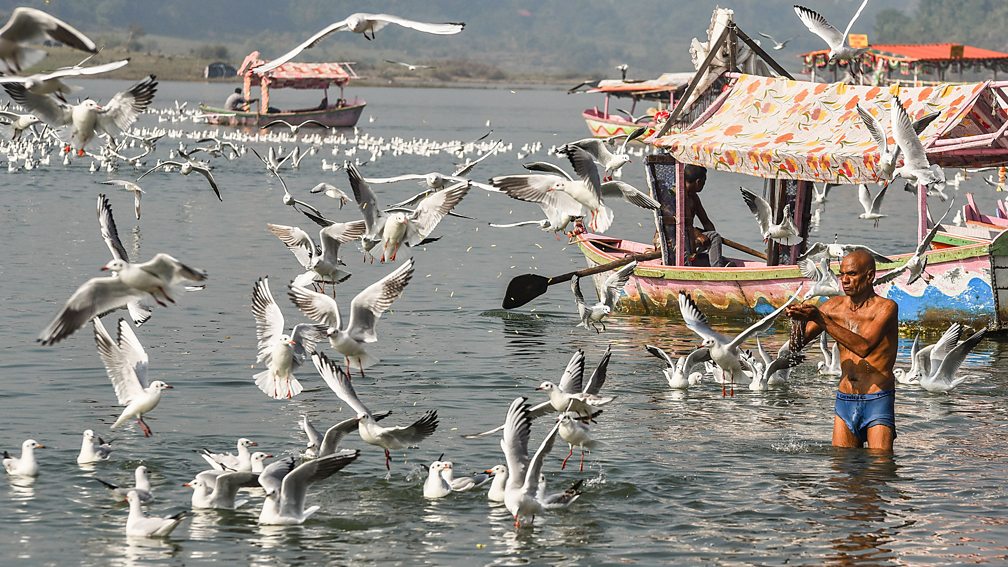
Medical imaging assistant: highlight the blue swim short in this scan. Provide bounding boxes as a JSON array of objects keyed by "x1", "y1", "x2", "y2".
[{"x1": 834, "y1": 390, "x2": 896, "y2": 443}]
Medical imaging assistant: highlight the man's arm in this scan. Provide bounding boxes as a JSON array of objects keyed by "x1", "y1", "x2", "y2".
[
  {"x1": 790, "y1": 300, "x2": 896, "y2": 358},
  {"x1": 693, "y1": 197, "x2": 716, "y2": 232}
]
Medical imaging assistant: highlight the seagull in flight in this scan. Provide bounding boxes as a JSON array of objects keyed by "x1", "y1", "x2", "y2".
[
  {"x1": 757, "y1": 32, "x2": 793, "y2": 50},
  {"x1": 250, "y1": 276, "x2": 326, "y2": 399},
  {"x1": 857, "y1": 183, "x2": 888, "y2": 228},
  {"x1": 874, "y1": 202, "x2": 954, "y2": 286},
  {"x1": 678, "y1": 288, "x2": 801, "y2": 396},
  {"x1": 257, "y1": 452, "x2": 360, "y2": 525},
  {"x1": 857, "y1": 103, "x2": 939, "y2": 184},
  {"x1": 93, "y1": 318, "x2": 172, "y2": 437},
  {"x1": 138, "y1": 150, "x2": 221, "y2": 201},
  {"x1": 253, "y1": 13, "x2": 464, "y2": 74},
  {"x1": 262, "y1": 118, "x2": 328, "y2": 134},
  {"x1": 572, "y1": 261, "x2": 636, "y2": 333},
  {"x1": 890, "y1": 94, "x2": 946, "y2": 192},
  {"x1": 313, "y1": 352, "x2": 438, "y2": 471},
  {"x1": 0, "y1": 7, "x2": 98, "y2": 72},
  {"x1": 739, "y1": 187, "x2": 803, "y2": 245},
  {"x1": 794, "y1": 1, "x2": 870, "y2": 65},
  {"x1": 385, "y1": 59, "x2": 434, "y2": 71}
]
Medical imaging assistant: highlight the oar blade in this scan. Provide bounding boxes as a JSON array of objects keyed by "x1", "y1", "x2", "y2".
[{"x1": 502, "y1": 274, "x2": 551, "y2": 309}]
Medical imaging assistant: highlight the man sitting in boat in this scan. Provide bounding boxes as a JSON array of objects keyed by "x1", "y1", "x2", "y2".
[
  {"x1": 225, "y1": 88, "x2": 258, "y2": 111},
  {"x1": 658, "y1": 165, "x2": 727, "y2": 267},
  {"x1": 786, "y1": 249, "x2": 898, "y2": 452}
]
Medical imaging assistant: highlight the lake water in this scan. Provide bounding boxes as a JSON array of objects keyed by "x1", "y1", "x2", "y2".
[{"x1": 1, "y1": 79, "x2": 1007, "y2": 565}]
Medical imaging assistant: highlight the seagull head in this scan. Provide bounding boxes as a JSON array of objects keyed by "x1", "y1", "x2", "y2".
[
  {"x1": 535, "y1": 381, "x2": 556, "y2": 392},
  {"x1": 83, "y1": 429, "x2": 96, "y2": 441},
  {"x1": 238, "y1": 438, "x2": 258, "y2": 448},
  {"x1": 485, "y1": 464, "x2": 506, "y2": 476},
  {"x1": 101, "y1": 259, "x2": 127, "y2": 273},
  {"x1": 149, "y1": 380, "x2": 173, "y2": 392},
  {"x1": 81, "y1": 99, "x2": 102, "y2": 112},
  {"x1": 547, "y1": 180, "x2": 566, "y2": 193},
  {"x1": 24, "y1": 439, "x2": 44, "y2": 450}
]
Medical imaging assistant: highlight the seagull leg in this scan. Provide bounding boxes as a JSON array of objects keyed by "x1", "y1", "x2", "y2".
[
  {"x1": 384, "y1": 449, "x2": 391, "y2": 471},
  {"x1": 561, "y1": 446, "x2": 574, "y2": 470},
  {"x1": 137, "y1": 417, "x2": 152, "y2": 437},
  {"x1": 579, "y1": 449, "x2": 585, "y2": 472}
]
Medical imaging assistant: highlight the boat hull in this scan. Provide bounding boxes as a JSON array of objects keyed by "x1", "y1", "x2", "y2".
[
  {"x1": 583, "y1": 109, "x2": 655, "y2": 139},
  {"x1": 577, "y1": 232, "x2": 1008, "y2": 331},
  {"x1": 197, "y1": 101, "x2": 366, "y2": 128}
]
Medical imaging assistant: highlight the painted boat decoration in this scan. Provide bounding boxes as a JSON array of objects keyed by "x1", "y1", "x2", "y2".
[
  {"x1": 576, "y1": 230, "x2": 1008, "y2": 330},
  {"x1": 199, "y1": 51, "x2": 366, "y2": 129}
]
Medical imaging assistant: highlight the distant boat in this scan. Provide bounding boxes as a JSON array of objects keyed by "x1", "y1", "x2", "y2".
[
  {"x1": 570, "y1": 72, "x2": 694, "y2": 140},
  {"x1": 198, "y1": 50, "x2": 366, "y2": 129}
]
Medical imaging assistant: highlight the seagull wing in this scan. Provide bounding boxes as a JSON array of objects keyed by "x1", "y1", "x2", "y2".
[
  {"x1": 287, "y1": 284, "x2": 342, "y2": 329},
  {"x1": 347, "y1": 163, "x2": 384, "y2": 236},
  {"x1": 0, "y1": 7, "x2": 97, "y2": 52},
  {"x1": 1, "y1": 82, "x2": 70, "y2": 126},
  {"x1": 267, "y1": 223, "x2": 315, "y2": 269},
  {"x1": 793, "y1": 5, "x2": 844, "y2": 50},
  {"x1": 558, "y1": 144, "x2": 603, "y2": 201},
  {"x1": 556, "y1": 350, "x2": 585, "y2": 394},
  {"x1": 870, "y1": 183, "x2": 888, "y2": 214},
  {"x1": 584, "y1": 344, "x2": 612, "y2": 394},
  {"x1": 929, "y1": 323, "x2": 963, "y2": 369},
  {"x1": 41, "y1": 59, "x2": 129, "y2": 81},
  {"x1": 318, "y1": 416, "x2": 361, "y2": 456},
  {"x1": 915, "y1": 201, "x2": 955, "y2": 256},
  {"x1": 382, "y1": 410, "x2": 439, "y2": 446},
  {"x1": 841, "y1": 0, "x2": 870, "y2": 40},
  {"x1": 931, "y1": 329, "x2": 986, "y2": 386},
  {"x1": 645, "y1": 344, "x2": 675, "y2": 368},
  {"x1": 366, "y1": 14, "x2": 465, "y2": 35},
  {"x1": 312, "y1": 352, "x2": 372, "y2": 416},
  {"x1": 727, "y1": 287, "x2": 802, "y2": 350},
  {"x1": 252, "y1": 18, "x2": 353, "y2": 74},
  {"x1": 405, "y1": 181, "x2": 470, "y2": 245},
  {"x1": 501, "y1": 397, "x2": 531, "y2": 488},
  {"x1": 602, "y1": 260, "x2": 636, "y2": 310},
  {"x1": 891, "y1": 96, "x2": 930, "y2": 169},
  {"x1": 318, "y1": 220, "x2": 367, "y2": 266},
  {"x1": 600, "y1": 180, "x2": 660, "y2": 210},
  {"x1": 278, "y1": 451, "x2": 359, "y2": 519},
  {"x1": 521, "y1": 420, "x2": 561, "y2": 497},
  {"x1": 857, "y1": 184, "x2": 874, "y2": 214},
  {"x1": 190, "y1": 164, "x2": 222, "y2": 201},
  {"x1": 856, "y1": 104, "x2": 888, "y2": 156},
  {"x1": 345, "y1": 258, "x2": 415, "y2": 343},
  {"x1": 522, "y1": 161, "x2": 573, "y2": 180},
  {"x1": 739, "y1": 187, "x2": 771, "y2": 235},
  {"x1": 97, "y1": 193, "x2": 129, "y2": 262},
  {"x1": 93, "y1": 318, "x2": 147, "y2": 404},
  {"x1": 677, "y1": 291, "x2": 729, "y2": 344},
  {"x1": 251, "y1": 277, "x2": 285, "y2": 364},
  {"x1": 96, "y1": 75, "x2": 158, "y2": 134},
  {"x1": 40, "y1": 276, "x2": 144, "y2": 345}
]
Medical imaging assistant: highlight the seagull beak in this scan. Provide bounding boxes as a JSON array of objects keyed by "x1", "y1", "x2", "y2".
[
  {"x1": 535, "y1": 386, "x2": 544, "y2": 391},
  {"x1": 164, "y1": 385, "x2": 174, "y2": 389},
  {"x1": 265, "y1": 454, "x2": 274, "y2": 459},
  {"x1": 35, "y1": 444, "x2": 46, "y2": 449},
  {"x1": 100, "y1": 266, "x2": 109, "y2": 271},
  {"x1": 250, "y1": 441, "x2": 258, "y2": 447},
  {"x1": 182, "y1": 482, "x2": 191, "y2": 487},
  {"x1": 484, "y1": 469, "x2": 495, "y2": 475}
]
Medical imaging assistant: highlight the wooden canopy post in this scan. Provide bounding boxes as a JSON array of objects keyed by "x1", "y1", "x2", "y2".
[
  {"x1": 791, "y1": 180, "x2": 813, "y2": 264},
  {"x1": 675, "y1": 161, "x2": 687, "y2": 266},
  {"x1": 644, "y1": 154, "x2": 678, "y2": 266},
  {"x1": 917, "y1": 183, "x2": 929, "y2": 243}
]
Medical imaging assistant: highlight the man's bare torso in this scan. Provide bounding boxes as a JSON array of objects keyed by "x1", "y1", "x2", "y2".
[{"x1": 820, "y1": 295, "x2": 898, "y2": 394}]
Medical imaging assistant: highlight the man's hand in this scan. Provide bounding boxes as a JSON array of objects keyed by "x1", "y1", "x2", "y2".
[{"x1": 786, "y1": 303, "x2": 822, "y2": 323}]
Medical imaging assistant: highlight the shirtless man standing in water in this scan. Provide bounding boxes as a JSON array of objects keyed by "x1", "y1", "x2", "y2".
[{"x1": 786, "y1": 249, "x2": 899, "y2": 451}]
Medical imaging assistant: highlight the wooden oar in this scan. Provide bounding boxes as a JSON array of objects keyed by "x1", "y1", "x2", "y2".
[
  {"x1": 502, "y1": 249, "x2": 661, "y2": 309},
  {"x1": 722, "y1": 237, "x2": 767, "y2": 261}
]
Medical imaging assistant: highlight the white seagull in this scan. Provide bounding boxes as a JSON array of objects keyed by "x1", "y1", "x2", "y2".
[
  {"x1": 185, "y1": 469, "x2": 259, "y2": 510},
  {"x1": 794, "y1": 1, "x2": 870, "y2": 65},
  {"x1": 798, "y1": 255, "x2": 842, "y2": 299},
  {"x1": 97, "y1": 194, "x2": 153, "y2": 327},
  {"x1": 678, "y1": 288, "x2": 801, "y2": 396},
  {"x1": 2, "y1": 74, "x2": 157, "y2": 155},
  {"x1": 857, "y1": 103, "x2": 940, "y2": 183},
  {"x1": 571, "y1": 261, "x2": 636, "y2": 332},
  {"x1": 299, "y1": 412, "x2": 391, "y2": 459},
  {"x1": 423, "y1": 461, "x2": 453, "y2": 498},
  {"x1": 3, "y1": 439, "x2": 44, "y2": 477},
  {"x1": 0, "y1": 58, "x2": 129, "y2": 97},
  {"x1": 740, "y1": 187, "x2": 803, "y2": 245},
  {"x1": 201, "y1": 438, "x2": 258, "y2": 473},
  {"x1": 253, "y1": 14, "x2": 464, "y2": 74},
  {"x1": 310, "y1": 182, "x2": 352, "y2": 208},
  {"x1": 125, "y1": 490, "x2": 189, "y2": 538},
  {"x1": 557, "y1": 412, "x2": 598, "y2": 471},
  {"x1": 257, "y1": 451, "x2": 360, "y2": 525},
  {"x1": 313, "y1": 352, "x2": 439, "y2": 470},
  {"x1": 817, "y1": 334, "x2": 842, "y2": 376},
  {"x1": 137, "y1": 151, "x2": 221, "y2": 201},
  {"x1": 100, "y1": 179, "x2": 144, "y2": 220},
  {"x1": 93, "y1": 318, "x2": 171, "y2": 437},
  {"x1": 757, "y1": 32, "x2": 793, "y2": 50},
  {"x1": 857, "y1": 183, "x2": 889, "y2": 228},
  {"x1": 94, "y1": 465, "x2": 153, "y2": 503},
  {"x1": 644, "y1": 345, "x2": 708, "y2": 389},
  {"x1": 501, "y1": 397, "x2": 562, "y2": 528},
  {"x1": 918, "y1": 327, "x2": 986, "y2": 393},
  {"x1": 891, "y1": 94, "x2": 946, "y2": 192},
  {"x1": 39, "y1": 252, "x2": 207, "y2": 345},
  {"x1": 267, "y1": 222, "x2": 365, "y2": 289},
  {"x1": 76, "y1": 429, "x2": 113, "y2": 465},
  {"x1": 289, "y1": 258, "x2": 415, "y2": 374},
  {"x1": 251, "y1": 276, "x2": 326, "y2": 399},
  {"x1": 0, "y1": 7, "x2": 98, "y2": 72},
  {"x1": 874, "y1": 202, "x2": 954, "y2": 286},
  {"x1": 386, "y1": 59, "x2": 434, "y2": 71}
]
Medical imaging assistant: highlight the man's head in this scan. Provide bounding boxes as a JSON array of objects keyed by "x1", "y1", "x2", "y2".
[
  {"x1": 684, "y1": 165, "x2": 707, "y2": 194},
  {"x1": 839, "y1": 248, "x2": 876, "y2": 298},
  {"x1": 234, "y1": 88, "x2": 242, "y2": 94}
]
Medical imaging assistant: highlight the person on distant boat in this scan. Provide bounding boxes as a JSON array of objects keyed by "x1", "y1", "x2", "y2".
[
  {"x1": 225, "y1": 88, "x2": 258, "y2": 111},
  {"x1": 786, "y1": 249, "x2": 899, "y2": 452},
  {"x1": 317, "y1": 93, "x2": 329, "y2": 110},
  {"x1": 657, "y1": 165, "x2": 727, "y2": 267}
]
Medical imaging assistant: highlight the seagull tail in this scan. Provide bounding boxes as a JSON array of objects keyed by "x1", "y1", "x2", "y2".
[
  {"x1": 592, "y1": 206, "x2": 614, "y2": 233},
  {"x1": 254, "y1": 370, "x2": 303, "y2": 400}
]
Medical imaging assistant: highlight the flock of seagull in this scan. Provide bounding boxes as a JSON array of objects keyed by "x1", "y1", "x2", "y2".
[{"x1": 0, "y1": 3, "x2": 997, "y2": 541}]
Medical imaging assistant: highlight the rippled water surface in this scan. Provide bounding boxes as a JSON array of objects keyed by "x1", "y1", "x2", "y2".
[{"x1": 1, "y1": 80, "x2": 1007, "y2": 566}]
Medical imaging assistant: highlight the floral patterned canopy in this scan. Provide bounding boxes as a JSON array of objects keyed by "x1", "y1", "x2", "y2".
[{"x1": 650, "y1": 74, "x2": 993, "y2": 184}]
